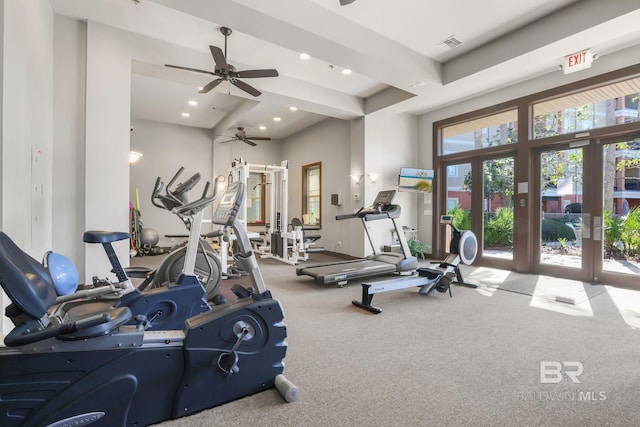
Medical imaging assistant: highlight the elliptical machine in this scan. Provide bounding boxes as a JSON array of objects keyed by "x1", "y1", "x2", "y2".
[
  {"x1": 48, "y1": 177, "x2": 219, "y2": 330},
  {"x1": 126, "y1": 167, "x2": 223, "y2": 302},
  {"x1": 0, "y1": 181, "x2": 296, "y2": 427}
]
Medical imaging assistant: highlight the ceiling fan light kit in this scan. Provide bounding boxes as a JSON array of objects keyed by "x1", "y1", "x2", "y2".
[{"x1": 165, "y1": 26, "x2": 279, "y2": 97}]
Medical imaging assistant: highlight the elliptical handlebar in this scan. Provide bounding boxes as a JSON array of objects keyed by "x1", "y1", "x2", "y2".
[
  {"x1": 175, "y1": 175, "x2": 224, "y2": 217},
  {"x1": 151, "y1": 168, "x2": 203, "y2": 212},
  {"x1": 151, "y1": 177, "x2": 165, "y2": 209}
]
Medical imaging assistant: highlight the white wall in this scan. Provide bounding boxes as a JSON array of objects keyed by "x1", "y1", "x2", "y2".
[
  {"x1": 130, "y1": 118, "x2": 215, "y2": 248},
  {"x1": 83, "y1": 21, "x2": 132, "y2": 281},
  {"x1": 281, "y1": 115, "x2": 418, "y2": 258},
  {"x1": 362, "y1": 113, "x2": 419, "y2": 255},
  {"x1": 283, "y1": 118, "x2": 353, "y2": 254},
  {"x1": 53, "y1": 15, "x2": 86, "y2": 268},
  {"x1": 1, "y1": 0, "x2": 54, "y2": 333}
]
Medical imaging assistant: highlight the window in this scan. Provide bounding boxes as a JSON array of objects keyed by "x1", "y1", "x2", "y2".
[
  {"x1": 442, "y1": 109, "x2": 518, "y2": 155},
  {"x1": 532, "y1": 76, "x2": 640, "y2": 139},
  {"x1": 302, "y1": 162, "x2": 321, "y2": 225},
  {"x1": 246, "y1": 172, "x2": 265, "y2": 224}
]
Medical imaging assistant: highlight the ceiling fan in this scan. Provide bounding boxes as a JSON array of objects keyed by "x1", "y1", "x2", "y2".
[
  {"x1": 219, "y1": 127, "x2": 271, "y2": 146},
  {"x1": 165, "y1": 26, "x2": 279, "y2": 97}
]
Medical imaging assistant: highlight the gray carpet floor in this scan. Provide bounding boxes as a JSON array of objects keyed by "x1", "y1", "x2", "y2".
[{"x1": 150, "y1": 256, "x2": 640, "y2": 427}]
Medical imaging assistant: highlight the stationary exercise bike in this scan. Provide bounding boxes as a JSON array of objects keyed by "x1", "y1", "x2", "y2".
[{"x1": 0, "y1": 181, "x2": 297, "y2": 427}]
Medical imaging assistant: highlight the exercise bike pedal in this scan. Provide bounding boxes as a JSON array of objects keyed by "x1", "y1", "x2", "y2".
[{"x1": 216, "y1": 321, "x2": 255, "y2": 377}]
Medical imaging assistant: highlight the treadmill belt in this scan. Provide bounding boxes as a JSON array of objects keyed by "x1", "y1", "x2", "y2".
[{"x1": 297, "y1": 259, "x2": 397, "y2": 285}]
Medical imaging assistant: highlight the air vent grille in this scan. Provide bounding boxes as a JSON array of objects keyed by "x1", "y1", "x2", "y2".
[{"x1": 439, "y1": 35, "x2": 463, "y2": 49}]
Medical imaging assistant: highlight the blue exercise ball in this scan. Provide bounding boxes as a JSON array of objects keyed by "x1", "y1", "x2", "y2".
[{"x1": 45, "y1": 251, "x2": 79, "y2": 296}]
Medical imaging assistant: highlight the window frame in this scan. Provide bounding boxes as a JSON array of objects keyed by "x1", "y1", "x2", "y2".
[
  {"x1": 433, "y1": 63, "x2": 640, "y2": 272},
  {"x1": 302, "y1": 162, "x2": 322, "y2": 226}
]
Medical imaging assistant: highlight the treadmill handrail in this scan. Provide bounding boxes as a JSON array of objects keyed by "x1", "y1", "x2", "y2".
[{"x1": 336, "y1": 204, "x2": 401, "y2": 221}]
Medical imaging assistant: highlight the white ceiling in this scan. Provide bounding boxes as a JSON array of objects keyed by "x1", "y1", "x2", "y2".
[{"x1": 50, "y1": 0, "x2": 640, "y2": 142}]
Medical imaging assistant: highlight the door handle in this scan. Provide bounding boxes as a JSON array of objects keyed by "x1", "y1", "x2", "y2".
[
  {"x1": 592, "y1": 216, "x2": 601, "y2": 241},
  {"x1": 582, "y1": 213, "x2": 590, "y2": 239}
]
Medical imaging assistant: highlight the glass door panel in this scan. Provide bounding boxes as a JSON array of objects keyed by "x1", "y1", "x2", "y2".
[
  {"x1": 539, "y1": 148, "x2": 583, "y2": 270},
  {"x1": 446, "y1": 163, "x2": 472, "y2": 230},
  {"x1": 482, "y1": 157, "x2": 514, "y2": 260},
  {"x1": 601, "y1": 140, "x2": 640, "y2": 277}
]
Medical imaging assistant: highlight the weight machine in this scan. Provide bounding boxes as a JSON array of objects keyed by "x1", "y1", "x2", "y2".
[{"x1": 227, "y1": 158, "x2": 313, "y2": 265}]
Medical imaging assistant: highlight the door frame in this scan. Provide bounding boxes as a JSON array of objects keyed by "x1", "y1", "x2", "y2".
[
  {"x1": 532, "y1": 142, "x2": 589, "y2": 281},
  {"x1": 532, "y1": 133, "x2": 640, "y2": 287}
]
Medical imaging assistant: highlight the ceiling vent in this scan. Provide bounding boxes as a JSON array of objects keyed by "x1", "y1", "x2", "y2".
[{"x1": 439, "y1": 35, "x2": 463, "y2": 49}]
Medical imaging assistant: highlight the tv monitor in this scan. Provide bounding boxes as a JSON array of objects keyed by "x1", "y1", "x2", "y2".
[{"x1": 398, "y1": 167, "x2": 433, "y2": 192}]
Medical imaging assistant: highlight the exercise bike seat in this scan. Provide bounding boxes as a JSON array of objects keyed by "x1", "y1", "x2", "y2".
[
  {"x1": 83, "y1": 230, "x2": 130, "y2": 244},
  {"x1": 0, "y1": 232, "x2": 132, "y2": 347}
]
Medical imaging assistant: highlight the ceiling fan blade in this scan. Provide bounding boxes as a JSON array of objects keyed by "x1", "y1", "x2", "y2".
[
  {"x1": 244, "y1": 139, "x2": 258, "y2": 147},
  {"x1": 246, "y1": 137, "x2": 271, "y2": 141},
  {"x1": 231, "y1": 79, "x2": 262, "y2": 97},
  {"x1": 209, "y1": 45, "x2": 228, "y2": 70},
  {"x1": 165, "y1": 64, "x2": 216, "y2": 76},
  {"x1": 236, "y1": 69, "x2": 279, "y2": 79},
  {"x1": 198, "y1": 78, "x2": 223, "y2": 94},
  {"x1": 219, "y1": 138, "x2": 238, "y2": 144}
]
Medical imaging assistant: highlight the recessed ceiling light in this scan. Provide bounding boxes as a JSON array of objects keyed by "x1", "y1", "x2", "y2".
[
  {"x1": 289, "y1": 106, "x2": 298, "y2": 111},
  {"x1": 197, "y1": 86, "x2": 203, "y2": 91},
  {"x1": 181, "y1": 112, "x2": 190, "y2": 117},
  {"x1": 299, "y1": 53, "x2": 311, "y2": 60},
  {"x1": 408, "y1": 81, "x2": 427, "y2": 89},
  {"x1": 188, "y1": 100, "x2": 198, "y2": 107},
  {"x1": 273, "y1": 117, "x2": 282, "y2": 122},
  {"x1": 259, "y1": 125, "x2": 267, "y2": 131},
  {"x1": 342, "y1": 68, "x2": 352, "y2": 75}
]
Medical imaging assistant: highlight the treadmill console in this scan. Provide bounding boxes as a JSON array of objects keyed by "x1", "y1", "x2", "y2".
[
  {"x1": 372, "y1": 190, "x2": 396, "y2": 209},
  {"x1": 212, "y1": 181, "x2": 245, "y2": 226}
]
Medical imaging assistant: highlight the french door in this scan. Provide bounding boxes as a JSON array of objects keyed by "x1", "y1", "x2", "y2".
[{"x1": 534, "y1": 134, "x2": 640, "y2": 287}]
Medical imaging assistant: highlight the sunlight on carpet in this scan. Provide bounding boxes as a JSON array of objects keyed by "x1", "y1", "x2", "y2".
[{"x1": 605, "y1": 286, "x2": 640, "y2": 329}]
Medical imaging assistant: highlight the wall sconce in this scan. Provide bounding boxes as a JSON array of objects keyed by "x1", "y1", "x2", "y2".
[
  {"x1": 368, "y1": 172, "x2": 380, "y2": 184},
  {"x1": 129, "y1": 151, "x2": 143, "y2": 164},
  {"x1": 350, "y1": 174, "x2": 363, "y2": 185}
]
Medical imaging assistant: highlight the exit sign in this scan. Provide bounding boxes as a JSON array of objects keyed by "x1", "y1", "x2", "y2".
[{"x1": 563, "y1": 49, "x2": 593, "y2": 74}]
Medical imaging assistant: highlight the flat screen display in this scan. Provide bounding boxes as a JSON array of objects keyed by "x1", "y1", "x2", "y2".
[{"x1": 398, "y1": 167, "x2": 434, "y2": 192}]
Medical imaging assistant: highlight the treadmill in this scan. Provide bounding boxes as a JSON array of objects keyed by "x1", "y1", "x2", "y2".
[{"x1": 296, "y1": 190, "x2": 418, "y2": 286}]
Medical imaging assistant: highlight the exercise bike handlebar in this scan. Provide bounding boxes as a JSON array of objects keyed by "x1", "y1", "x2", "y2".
[{"x1": 4, "y1": 312, "x2": 112, "y2": 347}]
